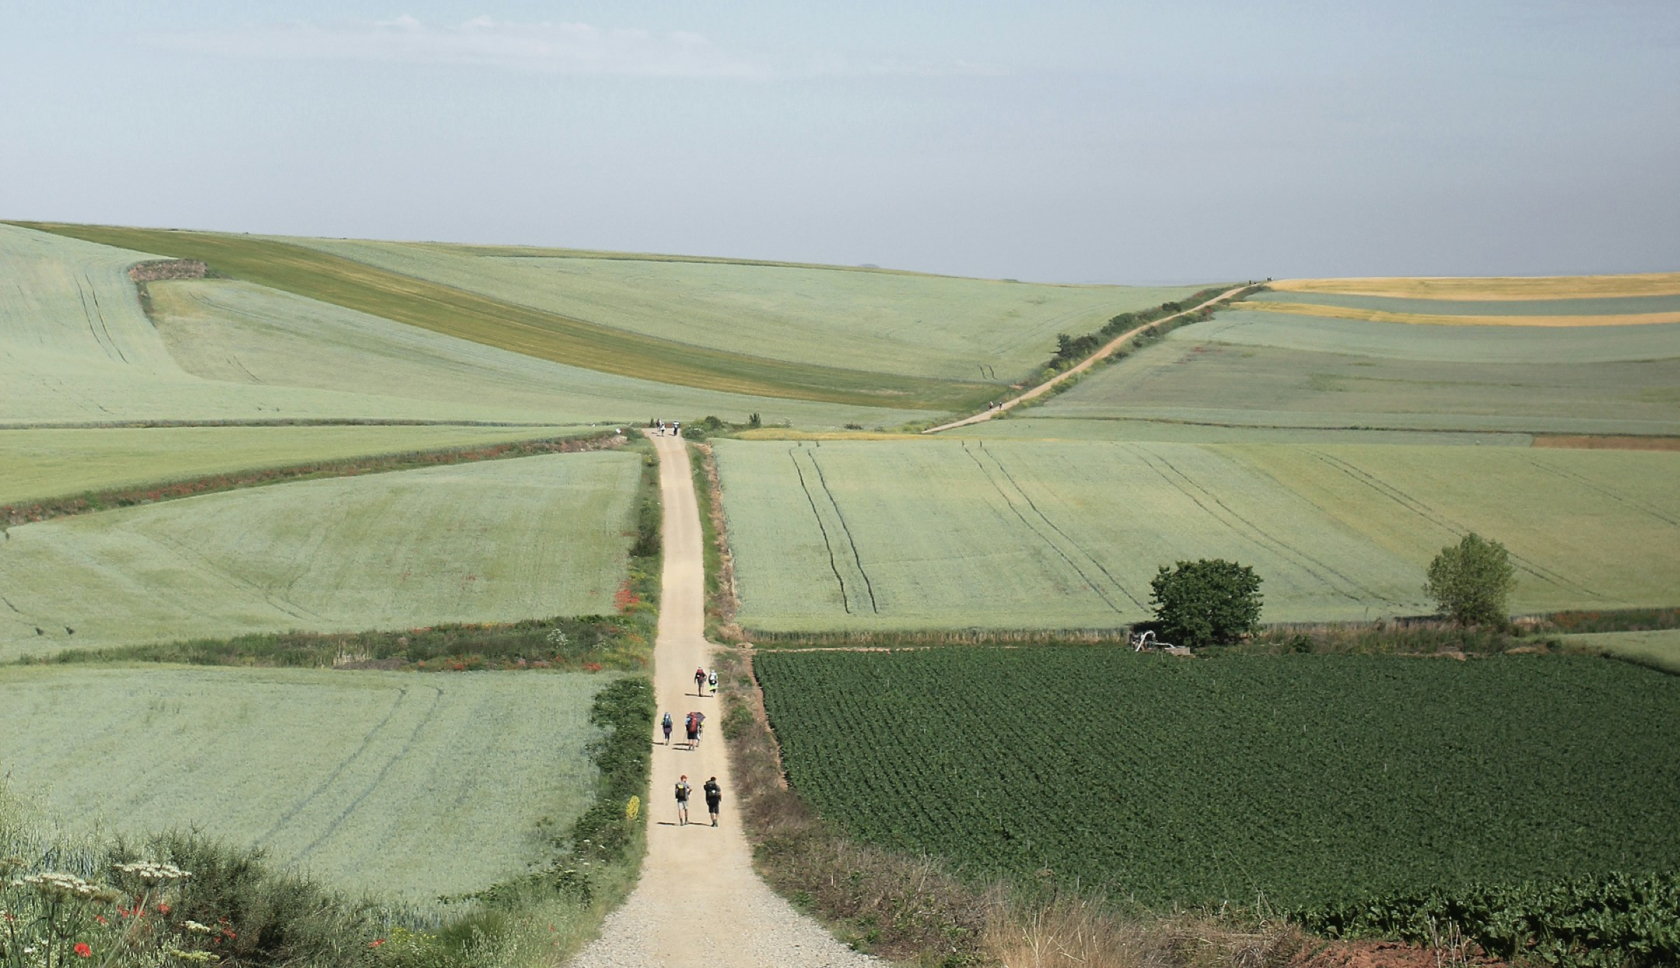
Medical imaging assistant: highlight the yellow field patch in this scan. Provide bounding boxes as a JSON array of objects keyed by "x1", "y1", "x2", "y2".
[
  {"x1": 1271, "y1": 272, "x2": 1680, "y2": 300},
  {"x1": 1244, "y1": 299, "x2": 1680, "y2": 328}
]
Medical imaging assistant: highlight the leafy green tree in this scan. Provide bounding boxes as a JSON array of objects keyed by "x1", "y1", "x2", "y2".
[
  {"x1": 1149, "y1": 559, "x2": 1263, "y2": 647},
  {"x1": 1425, "y1": 532, "x2": 1517, "y2": 627}
]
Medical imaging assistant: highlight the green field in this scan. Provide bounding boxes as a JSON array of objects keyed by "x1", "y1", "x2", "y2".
[
  {"x1": 18, "y1": 222, "x2": 1016, "y2": 410},
  {"x1": 0, "y1": 425, "x2": 598, "y2": 506},
  {"x1": 0, "y1": 452, "x2": 640, "y2": 660},
  {"x1": 0, "y1": 223, "x2": 936, "y2": 428},
  {"x1": 1564, "y1": 629, "x2": 1680, "y2": 673},
  {"x1": 755, "y1": 648, "x2": 1680, "y2": 909},
  {"x1": 714, "y1": 439, "x2": 1679, "y2": 630},
  {"x1": 284, "y1": 236, "x2": 1209, "y2": 383},
  {"x1": 1018, "y1": 310, "x2": 1680, "y2": 437},
  {"x1": 144, "y1": 278, "x2": 930, "y2": 428},
  {"x1": 0, "y1": 664, "x2": 608, "y2": 902}
]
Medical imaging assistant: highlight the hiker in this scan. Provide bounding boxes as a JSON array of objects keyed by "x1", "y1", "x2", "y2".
[
  {"x1": 708, "y1": 669, "x2": 719, "y2": 694},
  {"x1": 695, "y1": 667, "x2": 708, "y2": 696},
  {"x1": 661, "y1": 711, "x2": 673, "y2": 745},
  {"x1": 672, "y1": 421, "x2": 681, "y2": 437},
  {"x1": 686, "y1": 712, "x2": 699, "y2": 748},
  {"x1": 704, "y1": 777, "x2": 722, "y2": 827},
  {"x1": 675, "y1": 775, "x2": 692, "y2": 825}
]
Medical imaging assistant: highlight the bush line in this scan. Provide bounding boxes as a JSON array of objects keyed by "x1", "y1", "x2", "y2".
[{"x1": 1, "y1": 430, "x2": 628, "y2": 529}]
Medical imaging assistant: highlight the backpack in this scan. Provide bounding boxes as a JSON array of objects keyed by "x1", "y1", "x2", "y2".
[{"x1": 662, "y1": 712, "x2": 672, "y2": 728}]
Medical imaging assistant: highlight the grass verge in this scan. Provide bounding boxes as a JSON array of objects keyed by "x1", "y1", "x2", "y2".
[{"x1": 690, "y1": 441, "x2": 743, "y2": 642}]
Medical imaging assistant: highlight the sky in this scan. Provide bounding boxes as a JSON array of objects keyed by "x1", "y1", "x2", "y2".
[{"x1": 2, "y1": 1, "x2": 1676, "y2": 283}]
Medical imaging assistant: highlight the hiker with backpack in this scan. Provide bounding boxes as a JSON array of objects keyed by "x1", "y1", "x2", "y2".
[
  {"x1": 661, "y1": 711, "x2": 673, "y2": 745},
  {"x1": 703, "y1": 776, "x2": 722, "y2": 827},
  {"x1": 707, "y1": 669, "x2": 719, "y2": 694},
  {"x1": 675, "y1": 775, "x2": 692, "y2": 825},
  {"x1": 695, "y1": 667, "x2": 708, "y2": 696},
  {"x1": 685, "y1": 712, "x2": 699, "y2": 748}
]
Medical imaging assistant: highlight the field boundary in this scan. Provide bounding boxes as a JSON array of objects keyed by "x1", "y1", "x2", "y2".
[
  {"x1": 1, "y1": 430, "x2": 626, "y2": 528},
  {"x1": 923, "y1": 284, "x2": 1252, "y2": 433}
]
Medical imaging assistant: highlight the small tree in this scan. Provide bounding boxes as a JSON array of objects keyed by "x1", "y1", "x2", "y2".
[
  {"x1": 1425, "y1": 532, "x2": 1516, "y2": 627},
  {"x1": 1149, "y1": 559, "x2": 1263, "y2": 648}
]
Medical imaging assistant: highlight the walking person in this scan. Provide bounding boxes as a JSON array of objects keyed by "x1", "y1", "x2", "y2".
[
  {"x1": 675, "y1": 775, "x2": 692, "y2": 825},
  {"x1": 685, "y1": 712, "x2": 698, "y2": 748},
  {"x1": 695, "y1": 667, "x2": 708, "y2": 696},
  {"x1": 707, "y1": 669, "x2": 719, "y2": 695},
  {"x1": 703, "y1": 776, "x2": 722, "y2": 827},
  {"x1": 672, "y1": 420, "x2": 681, "y2": 437},
  {"x1": 661, "y1": 711, "x2": 673, "y2": 745}
]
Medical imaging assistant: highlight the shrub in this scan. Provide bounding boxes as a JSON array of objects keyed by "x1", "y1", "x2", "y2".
[
  {"x1": 1149, "y1": 559, "x2": 1263, "y2": 647},
  {"x1": 1425, "y1": 533, "x2": 1517, "y2": 627}
]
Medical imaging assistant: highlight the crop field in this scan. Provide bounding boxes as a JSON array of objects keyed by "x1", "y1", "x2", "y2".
[
  {"x1": 1015, "y1": 306, "x2": 1680, "y2": 437},
  {"x1": 0, "y1": 424, "x2": 591, "y2": 505},
  {"x1": 715, "y1": 439, "x2": 1679, "y2": 630},
  {"x1": 1564, "y1": 629, "x2": 1680, "y2": 674},
  {"x1": 144, "y1": 279, "x2": 930, "y2": 429},
  {"x1": 755, "y1": 648, "x2": 1680, "y2": 909},
  {"x1": 0, "y1": 452, "x2": 641, "y2": 660},
  {"x1": 1270, "y1": 272, "x2": 1680, "y2": 300},
  {"x1": 0, "y1": 224, "x2": 934, "y2": 427},
  {"x1": 715, "y1": 438, "x2": 1429, "y2": 629},
  {"x1": 1232, "y1": 444, "x2": 1680, "y2": 613},
  {"x1": 1168, "y1": 311, "x2": 1680, "y2": 364},
  {"x1": 962, "y1": 417, "x2": 1534, "y2": 446},
  {"x1": 17, "y1": 222, "x2": 998, "y2": 411},
  {"x1": 0, "y1": 664, "x2": 607, "y2": 902},
  {"x1": 282, "y1": 236, "x2": 1209, "y2": 383},
  {"x1": 1031, "y1": 336, "x2": 1680, "y2": 436},
  {"x1": 1249, "y1": 288, "x2": 1680, "y2": 319}
]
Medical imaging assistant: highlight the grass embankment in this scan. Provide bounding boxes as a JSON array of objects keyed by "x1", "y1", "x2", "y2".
[
  {"x1": 15, "y1": 222, "x2": 993, "y2": 412},
  {"x1": 1, "y1": 430, "x2": 622, "y2": 527}
]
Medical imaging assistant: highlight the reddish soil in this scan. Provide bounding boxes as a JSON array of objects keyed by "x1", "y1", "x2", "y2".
[{"x1": 1533, "y1": 434, "x2": 1680, "y2": 451}]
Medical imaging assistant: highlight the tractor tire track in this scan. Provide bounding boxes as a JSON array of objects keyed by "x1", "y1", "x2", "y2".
[
  {"x1": 959, "y1": 441, "x2": 1129, "y2": 617},
  {"x1": 1310, "y1": 450, "x2": 1609, "y2": 600},
  {"x1": 255, "y1": 687, "x2": 413, "y2": 848},
  {"x1": 788, "y1": 445, "x2": 853, "y2": 614},
  {"x1": 1141, "y1": 448, "x2": 1394, "y2": 605},
  {"x1": 1523, "y1": 457, "x2": 1680, "y2": 529},
  {"x1": 803, "y1": 445, "x2": 879, "y2": 613},
  {"x1": 84, "y1": 275, "x2": 129, "y2": 364},
  {"x1": 295, "y1": 684, "x2": 446, "y2": 861},
  {"x1": 977, "y1": 443, "x2": 1146, "y2": 610}
]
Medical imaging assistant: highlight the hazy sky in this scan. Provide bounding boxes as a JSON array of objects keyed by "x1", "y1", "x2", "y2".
[{"x1": 3, "y1": 1, "x2": 1676, "y2": 283}]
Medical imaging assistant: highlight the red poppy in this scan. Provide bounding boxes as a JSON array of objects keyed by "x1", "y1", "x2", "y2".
[
  {"x1": 156, "y1": 903, "x2": 171, "y2": 915},
  {"x1": 369, "y1": 938, "x2": 386, "y2": 948},
  {"x1": 74, "y1": 943, "x2": 92, "y2": 958}
]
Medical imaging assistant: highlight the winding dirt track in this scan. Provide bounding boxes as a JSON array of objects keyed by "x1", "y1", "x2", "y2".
[
  {"x1": 922, "y1": 285, "x2": 1249, "y2": 434},
  {"x1": 569, "y1": 432, "x2": 878, "y2": 968}
]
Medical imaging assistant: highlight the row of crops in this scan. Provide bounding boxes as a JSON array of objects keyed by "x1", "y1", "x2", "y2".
[{"x1": 754, "y1": 649, "x2": 1680, "y2": 912}]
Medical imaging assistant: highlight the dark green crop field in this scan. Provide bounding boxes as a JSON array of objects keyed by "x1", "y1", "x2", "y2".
[{"x1": 755, "y1": 649, "x2": 1680, "y2": 910}]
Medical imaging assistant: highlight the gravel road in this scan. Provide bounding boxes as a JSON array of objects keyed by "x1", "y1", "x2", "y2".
[{"x1": 569, "y1": 432, "x2": 880, "y2": 968}]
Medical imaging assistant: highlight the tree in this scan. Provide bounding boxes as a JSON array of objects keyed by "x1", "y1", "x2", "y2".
[
  {"x1": 1425, "y1": 532, "x2": 1516, "y2": 627},
  {"x1": 1149, "y1": 559, "x2": 1263, "y2": 648}
]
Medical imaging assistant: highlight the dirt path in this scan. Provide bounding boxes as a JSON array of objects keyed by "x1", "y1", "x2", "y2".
[
  {"x1": 569, "y1": 432, "x2": 879, "y2": 968},
  {"x1": 922, "y1": 285, "x2": 1249, "y2": 434}
]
